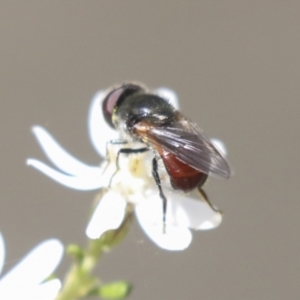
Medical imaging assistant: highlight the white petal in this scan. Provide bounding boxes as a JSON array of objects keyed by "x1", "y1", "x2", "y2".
[
  {"x1": 210, "y1": 138, "x2": 227, "y2": 157},
  {"x1": 86, "y1": 190, "x2": 126, "y2": 239},
  {"x1": 88, "y1": 91, "x2": 120, "y2": 157},
  {"x1": 33, "y1": 279, "x2": 61, "y2": 300},
  {"x1": 166, "y1": 191, "x2": 222, "y2": 230},
  {"x1": 135, "y1": 195, "x2": 192, "y2": 251},
  {"x1": 31, "y1": 126, "x2": 101, "y2": 176},
  {"x1": 0, "y1": 279, "x2": 61, "y2": 300},
  {"x1": 0, "y1": 239, "x2": 63, "y2": 287},
  {"x1": 138, "y1": 221, "x2": 192, "y2": 251},
  {"x1": 27, "y1": 159, "x2": 107, "y2": 190},
  {"x1": 135, "y1": 190, "x2": 222, "y2": 250},
  {"x1": 155, "y1": 87, "x2": 180, "y2": 109},
  {"x1": 0, "y1": 233, "x2": 4, "y2": 275}
]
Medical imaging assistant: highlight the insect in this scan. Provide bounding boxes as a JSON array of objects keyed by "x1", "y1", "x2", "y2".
[{"x1": 102, "y1": 83, "x2": 231, "y2": 229}]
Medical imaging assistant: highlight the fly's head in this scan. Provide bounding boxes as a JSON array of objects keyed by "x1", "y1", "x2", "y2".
[{"x1": 102, "y1": 83, "x2": 176, "y2": 142}]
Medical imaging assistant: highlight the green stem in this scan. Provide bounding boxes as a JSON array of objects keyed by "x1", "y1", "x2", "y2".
[{"x1": 55, "y1": 210, "x2": 133, "y2": 300}]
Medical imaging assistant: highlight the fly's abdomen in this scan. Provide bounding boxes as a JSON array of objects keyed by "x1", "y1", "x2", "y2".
[{"x1": 159, "y1": 149, "x2": 208, "y2": 192}]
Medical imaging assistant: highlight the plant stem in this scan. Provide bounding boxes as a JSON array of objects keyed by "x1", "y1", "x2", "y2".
[{"x1": 55, "y1": 210, "x2": 133, "y2": 300}]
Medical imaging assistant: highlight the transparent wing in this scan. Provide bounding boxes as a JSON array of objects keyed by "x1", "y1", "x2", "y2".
[{"x1": 140, "y1": 116, "x2": 231, "y2": 178}]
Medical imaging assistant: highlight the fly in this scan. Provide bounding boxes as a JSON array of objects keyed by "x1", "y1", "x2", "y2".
[{"x1": 102, "y1": 83, "x2": 231, "y2": 231}]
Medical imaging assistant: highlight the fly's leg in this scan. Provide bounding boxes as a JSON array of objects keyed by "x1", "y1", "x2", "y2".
[
  {"x1": 152, "y1": 157, "x2": 167, "y2": 233},
  {"x1": 105, "y1": 140, "x2": 128, "y2": 161},
  {"x1": 102, "y1": 140, "x2": 128, "y2": 177},
  {"x1": 108, "y1": 147, "x2": 149, "y2": 187},
  {"x1": 197, "y1": 187, "x2": 222, "y2": 214}
]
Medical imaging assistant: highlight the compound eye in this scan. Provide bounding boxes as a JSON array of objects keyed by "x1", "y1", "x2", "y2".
[
  {"x1": 102, "y1": 83, "x2": 144, "y2": 128},
  {"x1": 102, "y1": 86, "x2": 124, "y2": 128}
]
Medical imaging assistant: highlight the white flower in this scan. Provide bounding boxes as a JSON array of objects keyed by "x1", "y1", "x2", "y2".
[
  {"x1": 27, "y1": 87, "x2": 225, "y2": 251},
  {"x1": 0, "y1": 232, "x2": 63, "y2": 300}
]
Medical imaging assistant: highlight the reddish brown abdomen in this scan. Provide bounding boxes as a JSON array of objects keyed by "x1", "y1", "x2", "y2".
[
  {"x1": 158, "y1": 148, "x2": 207, "y2": 192},
  {"x1": 132, "y1": 120, "x2": 208, "y2": 191}
]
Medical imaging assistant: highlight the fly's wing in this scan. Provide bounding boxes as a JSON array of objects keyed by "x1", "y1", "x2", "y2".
[{"x1": 141, "y1": 116, "x2": 231, "y2": 178}]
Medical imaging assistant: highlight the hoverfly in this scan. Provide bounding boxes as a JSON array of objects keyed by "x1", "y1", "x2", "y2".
[{"x1": 102, "y1": 83, "x2": 231, "y2": 229}]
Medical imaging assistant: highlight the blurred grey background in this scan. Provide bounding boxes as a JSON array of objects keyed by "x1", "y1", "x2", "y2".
[{"x1": 0, "y1": 1, "x2": 300, "y2": 299}]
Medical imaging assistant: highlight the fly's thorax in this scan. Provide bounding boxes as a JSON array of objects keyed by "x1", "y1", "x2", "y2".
[{"x1": 112, "y1": 93, "x2": 176, "y2": 137}]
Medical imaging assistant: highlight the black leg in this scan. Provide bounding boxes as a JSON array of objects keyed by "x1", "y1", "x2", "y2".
[
  {"x1": 197, "y1": 187, "x2": 222, "y2": 214},
  {"x1": 105, "y1": 139, "x2": 128, "y2": 161},
  {"x1": 152, "y1": 157, "x2": 167, "y2": 233},
  {"x1": 109, "y1": 146, "x2": 149, "y2": 187}
]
